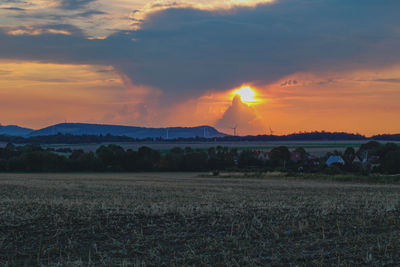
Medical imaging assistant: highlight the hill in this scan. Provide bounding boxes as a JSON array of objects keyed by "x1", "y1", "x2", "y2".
[
  {"x1": 2, "y1": 122, "x2": 400, "y2": 143},
  {"x1": 28, "y1": 123, "x2": 226, "y2": 139},
  {"x1": 372, "y1": 134, "x2": 400, "y2": 141},
  {"x1": 220, "y1": 132, "x2": 368, "y2": 141},
  {"x1": 0, "y1": 125, "x2": 33, "y2": 136}
]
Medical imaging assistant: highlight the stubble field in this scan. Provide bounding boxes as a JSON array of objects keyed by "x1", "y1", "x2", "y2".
[{"x1": 0, "y1": 173, "x2": 399, "y2": 266}]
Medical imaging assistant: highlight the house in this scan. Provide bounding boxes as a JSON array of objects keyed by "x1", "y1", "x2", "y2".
[
  {"x1": 290, "y1": 152, "x2": 302, "y2": 163},
  {"x1": 353, "y1": 156, "x2": 362, "y2": 165},
  {"x1": 307, "y1": 155, "x2": 321, "y2": 167},
  {"x1": 326, "y1": 156, "x2": 345, "y2": 166},
  {"x1": 343, "y1": 154, "x2": 356, "y2": 165},
  {"x1": 256, "y1": 151, "x2": 269, "y2": 161},
  {"x1": 362, "y1": 155, "x2": 380, "y2": 170}
]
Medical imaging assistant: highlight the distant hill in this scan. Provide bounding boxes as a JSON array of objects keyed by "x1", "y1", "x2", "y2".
[
  {"x1": 219, "y1": 132, "x2": 400, "y2": 142},
  {"x1": 372, "y1": 134, "x2": 400, "y2": 141},
  {"x1": 220, "y1": 132, "x2": 368, "y2": 141},
  {"x1": 0, "y1": 125, "x2": 33, "y2": 136},
  {"x1": 2, "y1": 122, "x2": 400, "y2": 143},
  {"x1": 28, "y1": 123, "x2": 226, "y2": 139}
]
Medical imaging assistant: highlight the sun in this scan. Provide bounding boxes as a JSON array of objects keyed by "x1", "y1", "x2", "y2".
[{"x1": 233, "y1": 86, "x2": 258, "y2": 104}]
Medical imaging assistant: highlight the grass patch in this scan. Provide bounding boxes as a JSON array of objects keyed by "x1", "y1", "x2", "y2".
[{"x1": 202, "y1": 171, "x2": 400, "y2": 184}]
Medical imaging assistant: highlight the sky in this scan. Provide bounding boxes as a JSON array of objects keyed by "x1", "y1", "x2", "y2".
[{"x1": 1, "y1": 0, "x2": 400, "y2": 136}]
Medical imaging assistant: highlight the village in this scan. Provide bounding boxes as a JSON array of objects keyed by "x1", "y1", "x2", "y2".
[
  {"x1": 1, "y1": 140, "x2": 398, "y2": 175},
  {"x1": 247, "y1": 140, "x2": 398, "y2": 175}
]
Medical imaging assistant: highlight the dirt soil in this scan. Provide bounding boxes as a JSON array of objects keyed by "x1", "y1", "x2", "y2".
[{"x1": 0, "y1": 173, "x2": 399, "y2": 266}]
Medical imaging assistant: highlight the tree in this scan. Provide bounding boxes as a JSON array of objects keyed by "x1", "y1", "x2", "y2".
[
  {"x1": 123, "y1": 149, "x2": 138, "y2": 171},
  {"x1": 294, "y1": 147, "x2": 308, "y2": 161},
  {"x1": 13, "y1": 151, "x2": 66, "y2": 172},
  {"x1": 207, "y1": 146, "x2": 236, "y2": 170},
  {"x1": 70, "y1": 149, "x2": 85, "y2": 160},
  {"x1": 96, "y1": 145, "x2": 126, "y2": 171},
  {"x1": 343, "y1": 147, "x2": 356, "y2": 164},
  {"x1": 358, "y1": 141, "x2": 382, "y2": 157},
  {"x1": 379, "y1": 143, "x2": 398, "y2": 160},
  {"x1": 160, "y1": 147, "x2": 184, "y2": 171},
  {"x1": 269, "y1": 146, "x2": 290, "y2": 167},
  {"x1": 136, "y1": 146, "x2": 161, "y2": 171},
  {"x1": 381, "y1": 150, "x2": 400, "y2": 174},
  {"x1": 5, "y1": 143, "x2": 16, "y2": 151},
  {"x1": 238, "y1": 150, "x2": 262, "y2": 168},
  {"x1": 0, "y1": 159, "x2": 7, "y2": 171},
  {"x1": 182, "y1": 150, "x2": 208, "y2": 171}
]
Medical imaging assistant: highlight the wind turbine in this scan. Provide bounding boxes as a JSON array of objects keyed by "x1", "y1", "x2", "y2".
[
  {"x1": 269, "y1": 127, "x2": 275, "y2": 136},
  {"x1": 203, "y1": 126, "x2": 209, "y2": 138},
  {"x1": 230, "y1": 125, "x2": 238, "y2": 136}
]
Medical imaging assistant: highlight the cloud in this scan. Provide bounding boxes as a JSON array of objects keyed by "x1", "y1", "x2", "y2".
[
  {"x1": 3, "y1": 24, "x2": 84, "y2": 36},
  {"x1": 216, "y1": 95, "x2": 263, "y2": 134},
  {"x1": 0, "y1": 7, "x2": 25, "y2": 11},
  {"x1": 0, "y1": 69, "x2": 13, "y2": 75},
  {"x1": 7, "y1": 27, "x2": 71, "y2": 36},
  {"x1": 13, "y1": 9, "x2": 108, "y2": 18},
  {"x1": 373, "y1": 78, "x2": 400, "y2": 84},
  {"x1": 280, "y1": 80, "x2": 298, "y2": 87},
  {"x1": 129, "y1": 0, "x2": 275, "y2": 27},
  {"x1": 0, "y1": 0, "x2": 59, "y2": 11},
  {"x1": 1, "y1": 0, "x2": 400, "y2": 103},
  {"x1": 75, "y1": 10, "x2": 107, "y2": 17},
  {"x1": 114, "y1": 0, "x2": 400, "y2": 100},
  {"x1": 99, "y1": 103, "x2": 152, "y2": 125},
  {"x1": 57, "y1": 0, "x2": 95, "y2": 10}
]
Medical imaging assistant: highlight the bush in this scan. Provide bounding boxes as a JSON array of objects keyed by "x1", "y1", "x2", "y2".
[
  {"x1": 323, "y1": 165, "x2": 343, "y2": 175},
  {"x1": 0, "y1": 159, "x2": 7, "y2": 171},
  {"x1": 381, "y1": 150, "x2": 400, "y2": 174}
]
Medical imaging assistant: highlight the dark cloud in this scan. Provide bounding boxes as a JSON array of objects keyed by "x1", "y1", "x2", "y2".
[
  {"x1": 280, "y1": 80, "x2": 298, "y2": 87},
  {"x1": 58, "y1": 0, "x2": 96, "y2": 10},
  {"x1": 373, "y1": 78, "x2": 400, "y2": 84},
  {"x1": 10, "y1": 9, "x2": 106, "y2": 22},
  {"x1": 0, "y1": 7, "x2": 25, "y2": 11},
  {"x1": 1, "y1": 0, "x2": 400, "y2": 102},
  {"x1": 75, "y1": 10, "x2": 107, "y2": 17}
]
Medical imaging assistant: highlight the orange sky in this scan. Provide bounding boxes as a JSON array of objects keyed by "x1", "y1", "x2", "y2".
[
  {"x1": 1, "y1": 0, "x2": 400, "y2": 136},
  {"x1": 1, "y1": 60, "x2": 399, "y2": 136}
]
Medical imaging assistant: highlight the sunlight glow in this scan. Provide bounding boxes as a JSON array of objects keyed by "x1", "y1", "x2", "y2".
[{"x1": 233, "y1": 86, "x2": 258, "y2": 104}]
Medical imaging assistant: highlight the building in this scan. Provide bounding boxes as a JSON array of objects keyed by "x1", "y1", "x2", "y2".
[{"x1": 326, "y1": 156, "x2": 345, "y2": 166}]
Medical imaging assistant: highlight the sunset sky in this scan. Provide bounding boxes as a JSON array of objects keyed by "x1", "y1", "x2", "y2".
[{"x1": 1, "y1": 0, "x2": 400, "y2": 136}]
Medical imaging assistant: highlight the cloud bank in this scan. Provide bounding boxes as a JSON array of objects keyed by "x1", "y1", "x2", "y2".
[
  {"x1": 217, "y1": 95, "x2": 263, "y2": 134},
  {"x1": 1, "y1": 0, "x2": 400, "y2": 103}
]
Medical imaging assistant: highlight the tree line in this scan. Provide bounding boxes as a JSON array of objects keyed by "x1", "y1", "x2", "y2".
[
  {"x1": 1, "y1": 132, "x2": 400, "y2": 145},
  {"x1": 0, "y1": 141, "x2": 399, "y2": 174}
]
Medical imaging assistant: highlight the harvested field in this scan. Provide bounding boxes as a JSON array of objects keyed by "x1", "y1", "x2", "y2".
[{"x1": 0, "y1": 173, "x2": 399, "y2": 266}]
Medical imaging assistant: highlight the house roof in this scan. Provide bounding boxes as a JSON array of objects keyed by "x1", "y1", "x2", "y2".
[
  {"x1": 326, "y1": 156, "x2": 345, "y2": 166},
  {"x1": 291, "y1": 152, "x2": 302, "y2": 161}
]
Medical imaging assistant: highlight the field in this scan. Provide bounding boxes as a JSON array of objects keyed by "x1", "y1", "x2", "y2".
[{"x1": 1, "y1": 173, "x2": 399, "y2": 266}]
